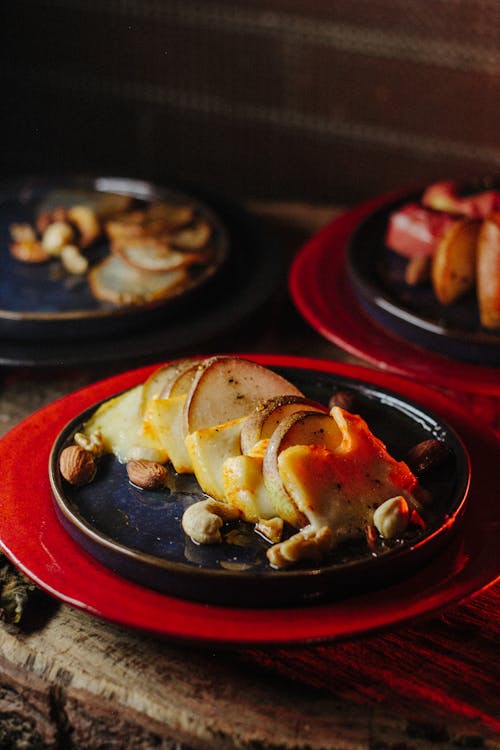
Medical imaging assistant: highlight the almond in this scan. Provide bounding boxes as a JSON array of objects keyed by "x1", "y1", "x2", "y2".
[
  {"x1": 126, "y1": 459, "x2": 168, "y2": 490},
  {"x1": 59, "y1": 445, "x2": 97, "y2": 486}
]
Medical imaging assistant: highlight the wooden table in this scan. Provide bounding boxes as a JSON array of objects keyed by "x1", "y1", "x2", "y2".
[{"x1": 0, "y1": 203, "x2": 499, "y2": 749}]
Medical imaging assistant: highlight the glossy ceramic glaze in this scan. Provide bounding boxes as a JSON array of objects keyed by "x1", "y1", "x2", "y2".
[
  {"x1": 0, "y1": 355, "x2": 498, "y2": 645},
  {"x1": 347, "y1": 191, "x2": 500, "y2": 365},
  {"x1": 49, "y1": 365, "x2": 469, "y2": 607},
  {"x1": 289, "y1": 191, "x2": 500, "y2": 394},
  {"x1": 0, "y1": 175, "x2": 228, "y2": 341}
]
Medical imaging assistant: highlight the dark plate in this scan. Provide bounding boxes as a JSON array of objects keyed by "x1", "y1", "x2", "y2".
[
  {"x1": 346, "y1": 189, "x2": 500, "y2": 365},
  {"x1": 289, "y1": 192, "x2": 500, "y2": 394},
  {"x1": 1, "y1": 356, "x2": 498, "y2": 645},
  {"x1": 49, "y1": 362, "x2": 470, "y2": 608},
  {"x1": 0, "y1": 188, "x2": 281, "y2": 367},
  {"x1": 0, "y1": 175, "x2": 229, "y2": 341}
]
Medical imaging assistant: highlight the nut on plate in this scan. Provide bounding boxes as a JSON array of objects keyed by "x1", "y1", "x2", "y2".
[
  {"x1": 59, "y1": 445, "x2": 97, "y2": 486},
  {"x1": 405, "y1": 439, "x2": 449, "y2": 475},
  {"x1": 126, "y1": 459, "x2": 168, "y2": 490}
]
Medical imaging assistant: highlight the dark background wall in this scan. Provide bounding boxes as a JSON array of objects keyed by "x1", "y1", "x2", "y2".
[{"x1": 3, "y1": 0, "x2": 500, "y2": 204}]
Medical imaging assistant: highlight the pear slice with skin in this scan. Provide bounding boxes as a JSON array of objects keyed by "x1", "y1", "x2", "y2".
[
  {"x1": 185, "y1": 416, "x2": 247, "y2": 501},
  {"x1": 88, "y1": 253, "x2": 188, "y2": 305},
  {"x1": 240, "y1": 395, "x2": 328, "y2": 455},
  {"x1": 147, "y1": 394, "x2": 192, "y2": 473},
  {"x1": 144, "y1": 362, "x2": 206, "y2": 473},
  {"x1": 262, "y1": 410, "x2": 343, "y2": 528},
  {"x1": 140, "y1": 358, "x2": 200, "y2": 417},
  {"x1": 264, "y1": 406, "x2": 422, "y2": 542},
  {"x1": 222, "y1": 440, "x2": 276, "y2": 522},
  {"x1": 113, "y1": 238, "x2": 205, "y2": 273},
  {"x1": 183, "y1": 356, "x2": 304, "y2": 438}
]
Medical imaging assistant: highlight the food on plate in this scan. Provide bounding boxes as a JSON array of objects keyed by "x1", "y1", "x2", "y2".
[
  {"x1": 385, "y1": 179, "x2": 500, "y2": 329},
  {"x1": 431, "y1": 218, "x2": 481, "y2": 305},
  {"x1": 87, "y1": 254, "x2": 189, "y2": 305},
  {"x1": 385, "y1": 202, "x2": 457, "y2": 259},
  {"x1": 58, "y1": 356, "x2": 440, "y2": 569},
  {"x1": 8, "y1": 191, "x2": 222, "y2": 306},
  {"x1": 477, "y1": 215, "x2": 500, "y2": 329},
  {"x1": 422, "y1": 180, "x2": 500, "y2": 218}
]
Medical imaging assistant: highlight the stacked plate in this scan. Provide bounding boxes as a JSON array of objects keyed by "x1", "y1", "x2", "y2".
[
  {"x1": 0, "y1": 176, "x2": 281, "y2": 367},
  {"x1": 289, "y1": 183, "x2": 500, "y2": 407}
]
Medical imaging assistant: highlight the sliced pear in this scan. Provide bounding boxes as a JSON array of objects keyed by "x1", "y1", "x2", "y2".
[
  {"x1": 145, "y1": 202, "x2": 195, "y2": 230},
  {"x1": 82, "y1": 385, "x2": 167, "y2": 463},
  {"x1": 140, "y1": 359, "x2": 199, "y2": 416},
  {"x1": 167, "y1": 363, "x2": 205, "y2": 398},
  {"x1": 141, "y1": 360, "x2": 207, "y2": 473},
  {"x1": 88, "y1": 254, "x2": 187, "y2": 305},
  {"x1": 477, "y1": 215, "x2": 500, "y2": 329},
  {"x1": 185, "y1": 417, "x2": 247, "y2": 501},
  {"x1": 170, "y1": 219, "x2": 212, "y2": 250},
  {"x1": 431, "y1": 218, "x2": 480, "y2": 305},
  {"x1": 147, "y1": 394, "x2": 193, "y2": 473},
  {"x1": 240, "y1": 395, "x2": 327, "y2": 454},
  {"x1": 183, "y1": 356, "x2": 304, "y2": 438},
  {"x1": 222, "y1": 445, "x2": 276, "y2": 522},
  {"x1": 113, "y1": 238, "x2": 205, "y2": 273},
  {"x1": 262, "y1": 410, "x2": 343, "y2": 528}
]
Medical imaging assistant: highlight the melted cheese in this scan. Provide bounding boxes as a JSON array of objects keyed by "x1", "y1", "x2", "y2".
[
  {"x1": 185, "y1": 417, "x2": 246, "y2": 501},
  {"x1": 277, "y1": 407, "x2": 420, "y2": 541},
  {"x1": 82, "y1": 385, "x2": 167, "y2": 463}
]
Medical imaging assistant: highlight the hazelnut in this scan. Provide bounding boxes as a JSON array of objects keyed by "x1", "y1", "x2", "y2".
[
  {"x1": 59, "y1": 445, "x2": 97, "y2": 486},
  {"x1": 126, "y1": 459, "x2": 168, "y2": 490},
  {"x1": 405, "y1": 439, "x2": 449, "y2": 476},
  {"x1": 329, "y1": 389, "x2": 357, "y2": 412}
]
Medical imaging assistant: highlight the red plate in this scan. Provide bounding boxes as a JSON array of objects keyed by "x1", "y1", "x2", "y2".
[
  {"x1": 0, "y1": 354, "x2": 499, "y2": 646},
  {"x1": 289, "y1": 191, "x2": 500, "y2": 395}
]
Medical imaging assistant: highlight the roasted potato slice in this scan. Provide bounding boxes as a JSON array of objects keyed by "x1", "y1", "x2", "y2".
[
  {"x1": 431, "y1": 218, "x2": 481, "y2": 305},
  {"x1": 112, "y1": 237, "x2": 205, "y2": 273},
  {"x1": 477, "y1": 214, "x2": 500, "y2": 329},
  {"x1": 88, "y1": 254, "x2": 187, "y2": 305}
]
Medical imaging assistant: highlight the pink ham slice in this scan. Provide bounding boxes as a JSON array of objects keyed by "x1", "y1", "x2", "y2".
[
  {"x1": 385, "y1": 203, "x2": 457, "y2": 258},
  {"x1": 422, "y1": 181, "x2": 500, "y2": 220}
]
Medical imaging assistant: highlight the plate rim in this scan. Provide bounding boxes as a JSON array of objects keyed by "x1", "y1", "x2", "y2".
[{"x1": 0, "y1": 354, "x2": 499, "y2": 645}]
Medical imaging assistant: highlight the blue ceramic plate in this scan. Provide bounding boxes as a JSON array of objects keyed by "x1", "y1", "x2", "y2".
[
  {"x1": 0, "y1": 194, "x2": 282, "y2": 367},
  {"x1": 49, "y1": 364, "x2": 470, "y2": 608},
  {"x1": 347, "y1": 190, "x2": 500, "y2": 365},
  {"x1": 0, "y1": 175, "x2": 229, "y2": 340}
]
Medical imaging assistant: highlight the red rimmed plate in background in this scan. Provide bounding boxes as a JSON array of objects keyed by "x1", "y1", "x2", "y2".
[
  {"x1": 0, "y1": 355, "x2": 498, "y2": 646},
  {"x1": 289, "y1": 192, "x2": 500, "y2": 435}
]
